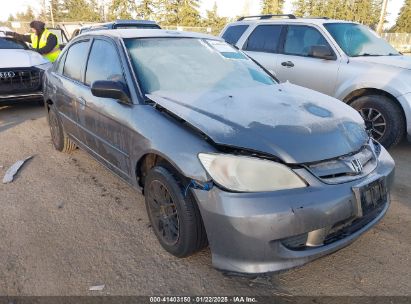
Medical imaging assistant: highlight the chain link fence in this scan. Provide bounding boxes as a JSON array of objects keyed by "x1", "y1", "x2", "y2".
[
  {"x1": 162, "y1": 26, "x2": 219, "y2": 35},
  {"x1": 381, "y1": 33, "x2": 411, "y2": 53}
]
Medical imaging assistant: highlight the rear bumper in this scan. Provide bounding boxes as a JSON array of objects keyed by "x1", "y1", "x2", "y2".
[
  {"x1": 0, "y1": 92, "x2": 43, "y2": 102},
  {"x1": 193, "y1": 147, "x2": 395, "y2": 274}
]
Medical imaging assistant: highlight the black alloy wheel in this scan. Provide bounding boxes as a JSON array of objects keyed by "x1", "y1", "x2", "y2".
[{"x1": 146, "y1": 179, "x2": 180, "y2": 246}]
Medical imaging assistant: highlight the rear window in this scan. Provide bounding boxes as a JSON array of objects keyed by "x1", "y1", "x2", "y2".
[
  {"x1": 244, "y1": 25, "x2": 283, "y2": 53},
  {"x1": 221, "y1": 25, "x2": 249, "y2": 45}
]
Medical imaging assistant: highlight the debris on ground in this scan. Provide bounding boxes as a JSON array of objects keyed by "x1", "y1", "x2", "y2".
[
  {"x1": 57, "y1": 201, "x2": 65, "y2": 209},
  {"x1": 249, "y1": 275, "x2": 273, "y2": 286},
  {"x1": 2, "y1": 156, "x2": 33, "y2": 184},
  {"x1": 89, "y1": 284, "x2": 105, "y2": 291}
]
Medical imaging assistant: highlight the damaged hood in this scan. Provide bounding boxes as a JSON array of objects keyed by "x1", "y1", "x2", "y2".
[{"x1": 147, "y1": 83, "x2": 368, "y2": 164}]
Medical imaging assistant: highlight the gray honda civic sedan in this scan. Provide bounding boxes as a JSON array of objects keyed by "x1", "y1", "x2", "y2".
[{"x1": 43, "y1": 29, "x2": 395, "y2": 274}]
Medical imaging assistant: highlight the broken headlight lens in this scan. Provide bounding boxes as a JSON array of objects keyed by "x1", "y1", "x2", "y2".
[{"x1": 198, "y1": 153, "x2": 306, "y2": 192}]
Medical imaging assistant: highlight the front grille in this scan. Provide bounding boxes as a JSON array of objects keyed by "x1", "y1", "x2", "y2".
[
  {"x1": 281, "y1": 233, "x2": 308, "y2": 250},
  {"x1": 281, "y1": 203, "x2": 385, "y2": 251},
  {"x1": 305, "y1": 142, "x2": 378, "y2": 184},
  {"x1": 0, "y1": 68, "x2": 42, "y2": 94},
  {"x1": 324, "y1": 203, "x2": 385, "y2": 245}
]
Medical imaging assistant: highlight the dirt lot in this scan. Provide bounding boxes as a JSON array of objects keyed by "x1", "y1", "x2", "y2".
[{"x1": 0, "y1": 102, "x2": 410, "y2": 296}]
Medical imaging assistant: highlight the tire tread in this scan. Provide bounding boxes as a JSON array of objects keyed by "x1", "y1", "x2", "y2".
[
  {"x1": 144, "y1": 166, "x2": 208, "y2": 258},
  {"x1": 350, "y1": 94, "x2": 405, "y2": 148}
]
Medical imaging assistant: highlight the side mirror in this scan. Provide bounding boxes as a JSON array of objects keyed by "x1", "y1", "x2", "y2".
[
  {"x1": 91, "y1": 80, "x2": 131, "y2": 103},
  {"x1": 309, "y1": 45, "x2": 335, "y2": 60}
]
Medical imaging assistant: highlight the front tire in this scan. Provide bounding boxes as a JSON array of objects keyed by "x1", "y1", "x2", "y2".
[
  {"x1": 48, "y1": 105, "x2": 77, "y2": 153},
  {"x1": 144, "y1": 166, "x2": 207, "y2": 257},
  {"x1": 350, "y1": 95, "x2": 405, "y2": 148}
]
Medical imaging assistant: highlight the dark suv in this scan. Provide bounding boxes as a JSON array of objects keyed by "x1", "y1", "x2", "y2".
[{"x1": 72, "y1": 20, "x2": 161, "y2": 38}]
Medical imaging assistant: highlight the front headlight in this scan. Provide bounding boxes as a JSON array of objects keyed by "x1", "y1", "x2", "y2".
[{"x1": 198, "y1": 153, "x2": 307, "y2": 192}]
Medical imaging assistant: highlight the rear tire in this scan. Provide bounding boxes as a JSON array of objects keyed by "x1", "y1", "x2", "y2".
[
  {"x1": 48, "y1": 105, "x2": 77, "y2": 153},
  {"x1": 144, "y1": 166, "x2": 208, "y2": 257},
  {"x1": 350, "y1": 95, "x2": 405, "y2": 149}
]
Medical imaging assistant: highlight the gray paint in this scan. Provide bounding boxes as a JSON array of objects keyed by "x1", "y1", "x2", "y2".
[
  {"x1": 193, "y1": 146, "x2": 395, "y2": 273},
  {"x1": 43, "y1": 29, "x2": 396, "y2": 274},
  {"x1": 147, "y1": 82, "x2": 368, "y2": 164}
]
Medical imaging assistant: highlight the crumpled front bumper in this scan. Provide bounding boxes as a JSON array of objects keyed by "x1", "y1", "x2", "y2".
[{"x1": 192, "y1": 146, "x2": 395, "y2": 274}]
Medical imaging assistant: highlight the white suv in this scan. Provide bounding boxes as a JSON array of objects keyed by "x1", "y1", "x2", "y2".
[
  {"x1": 0, "y1": 28, "x2": 52, "y2": 103},
  {"x1": 220, "y1": 14, "x2": 411, "y2": 148}
]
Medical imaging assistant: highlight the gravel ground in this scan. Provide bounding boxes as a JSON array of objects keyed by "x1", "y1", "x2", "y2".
[{"x1": 0, "y1": 102, "x2": 410, "y2": 296}]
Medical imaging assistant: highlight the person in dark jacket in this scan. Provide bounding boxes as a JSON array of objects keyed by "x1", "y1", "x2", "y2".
[{"x1": 5, "y1": 21, "x2": 61, "y2": 62}]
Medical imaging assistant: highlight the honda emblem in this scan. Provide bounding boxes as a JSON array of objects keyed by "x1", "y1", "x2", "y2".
[{"x1": 350, "y1": 158, "x2": 363, "y2": 174}]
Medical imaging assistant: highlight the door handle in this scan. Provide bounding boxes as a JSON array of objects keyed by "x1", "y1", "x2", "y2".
[
  {"x1": 77, "y1": 97, "x2": 86, "y2": 105},
  {"x1": 281, "y1": 61, "x2": 294, "y2": 67},
  {"x1": 77, "y1": 97, "x2": 86, "y2": 110}
]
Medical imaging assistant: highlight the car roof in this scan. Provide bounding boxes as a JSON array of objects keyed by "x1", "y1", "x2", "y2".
[
  {"x1": 79, "y1": 29, "x2": 221, "y2": 40},
  {"x1": 80, "y1": 19, "x2": 159, "y2": 30},
  {"x1": 107, "y1": 19, "x2": 158, "y2": 26}
]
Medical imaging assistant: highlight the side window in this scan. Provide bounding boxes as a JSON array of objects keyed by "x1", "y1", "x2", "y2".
[
  {"x1": 63, "y1": 41, "x2": 90, "y2": 82},
  {"x1": 85, "y1": 39, "x2": 125, "y2": 86},
  {"x1": 284, "y1": 25, "x2": 331, "y2": 57},
  {"x1": 244, "y1": 25, "x2": 283, "y2": 53},
  {"x1": 221, "y1": 25, "x2": 249, "y2": 45},
  {"x1": 55, "y1": 51, "x2": 67, "y2": 74}
]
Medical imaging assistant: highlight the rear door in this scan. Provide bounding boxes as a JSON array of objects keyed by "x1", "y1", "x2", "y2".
[
  {"x1": 53, "y1": 39, "x2": 90, "y2": 140},
  {"x1": 242, "y1": 24, "x2": 285, "y2": 74},
  {"x1": 77, "y1": 38, "x2": 132, "y2": 180},
  {"x1": 274, "y1": 25, "x2": 341, "y2": 96}
]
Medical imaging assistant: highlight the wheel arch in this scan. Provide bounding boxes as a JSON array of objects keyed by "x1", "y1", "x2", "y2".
[
  {"x1": 135, "y1": 152, "x2": 190, "y2": 190},
  {"x1": 45, "y1": 98, "x2": 54, "y2": 110},
  {"x1": 343, "y1": 88, "x2": 407, "y2": 131}
]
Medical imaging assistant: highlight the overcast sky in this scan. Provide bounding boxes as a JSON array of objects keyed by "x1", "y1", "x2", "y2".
[{"x1": 0, "y1": 0, "x2": 405, "y2": 28}]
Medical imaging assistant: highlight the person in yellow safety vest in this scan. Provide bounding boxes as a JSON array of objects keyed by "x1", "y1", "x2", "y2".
[{"x1": 5, "y1": 21, "x2": 61, "y2": 62}]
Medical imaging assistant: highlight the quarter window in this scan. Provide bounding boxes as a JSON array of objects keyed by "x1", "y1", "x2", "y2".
[
  {"x1": 222, "y1": 25, "x2": 249, "y2": 45},
  {"x1": 63, "y1": 41, "x2": 90, "y2": 82},
  {"x1": 85, "y1": 39, "x2": 125, "y2": 86},
  {"x1": 244, "y1": 25, "x2": 283, "y2": 53},
  {"x1": 284, "y1": 25, "x2": 331, "y2": 57}
]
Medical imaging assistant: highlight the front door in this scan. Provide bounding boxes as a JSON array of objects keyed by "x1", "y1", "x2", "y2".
[
  {"x1": 77, "y1": 38, "x2": 132, "y2": 180},
  {"x1": 275, "y1": 25, "x2": 341, "y2": 96}
]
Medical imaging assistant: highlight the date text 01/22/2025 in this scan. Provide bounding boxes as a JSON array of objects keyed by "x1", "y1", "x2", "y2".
[{"x1": 149, "y1": 296, "x2": 258, "y2": 303}]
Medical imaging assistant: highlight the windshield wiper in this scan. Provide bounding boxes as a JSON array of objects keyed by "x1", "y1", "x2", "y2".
[
  {"x1": 353, "y1": 53, "x2": 383, "y2": 57},
  {"x1": 353, "y1": 52, "x2": 400, "y2": 57}
]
